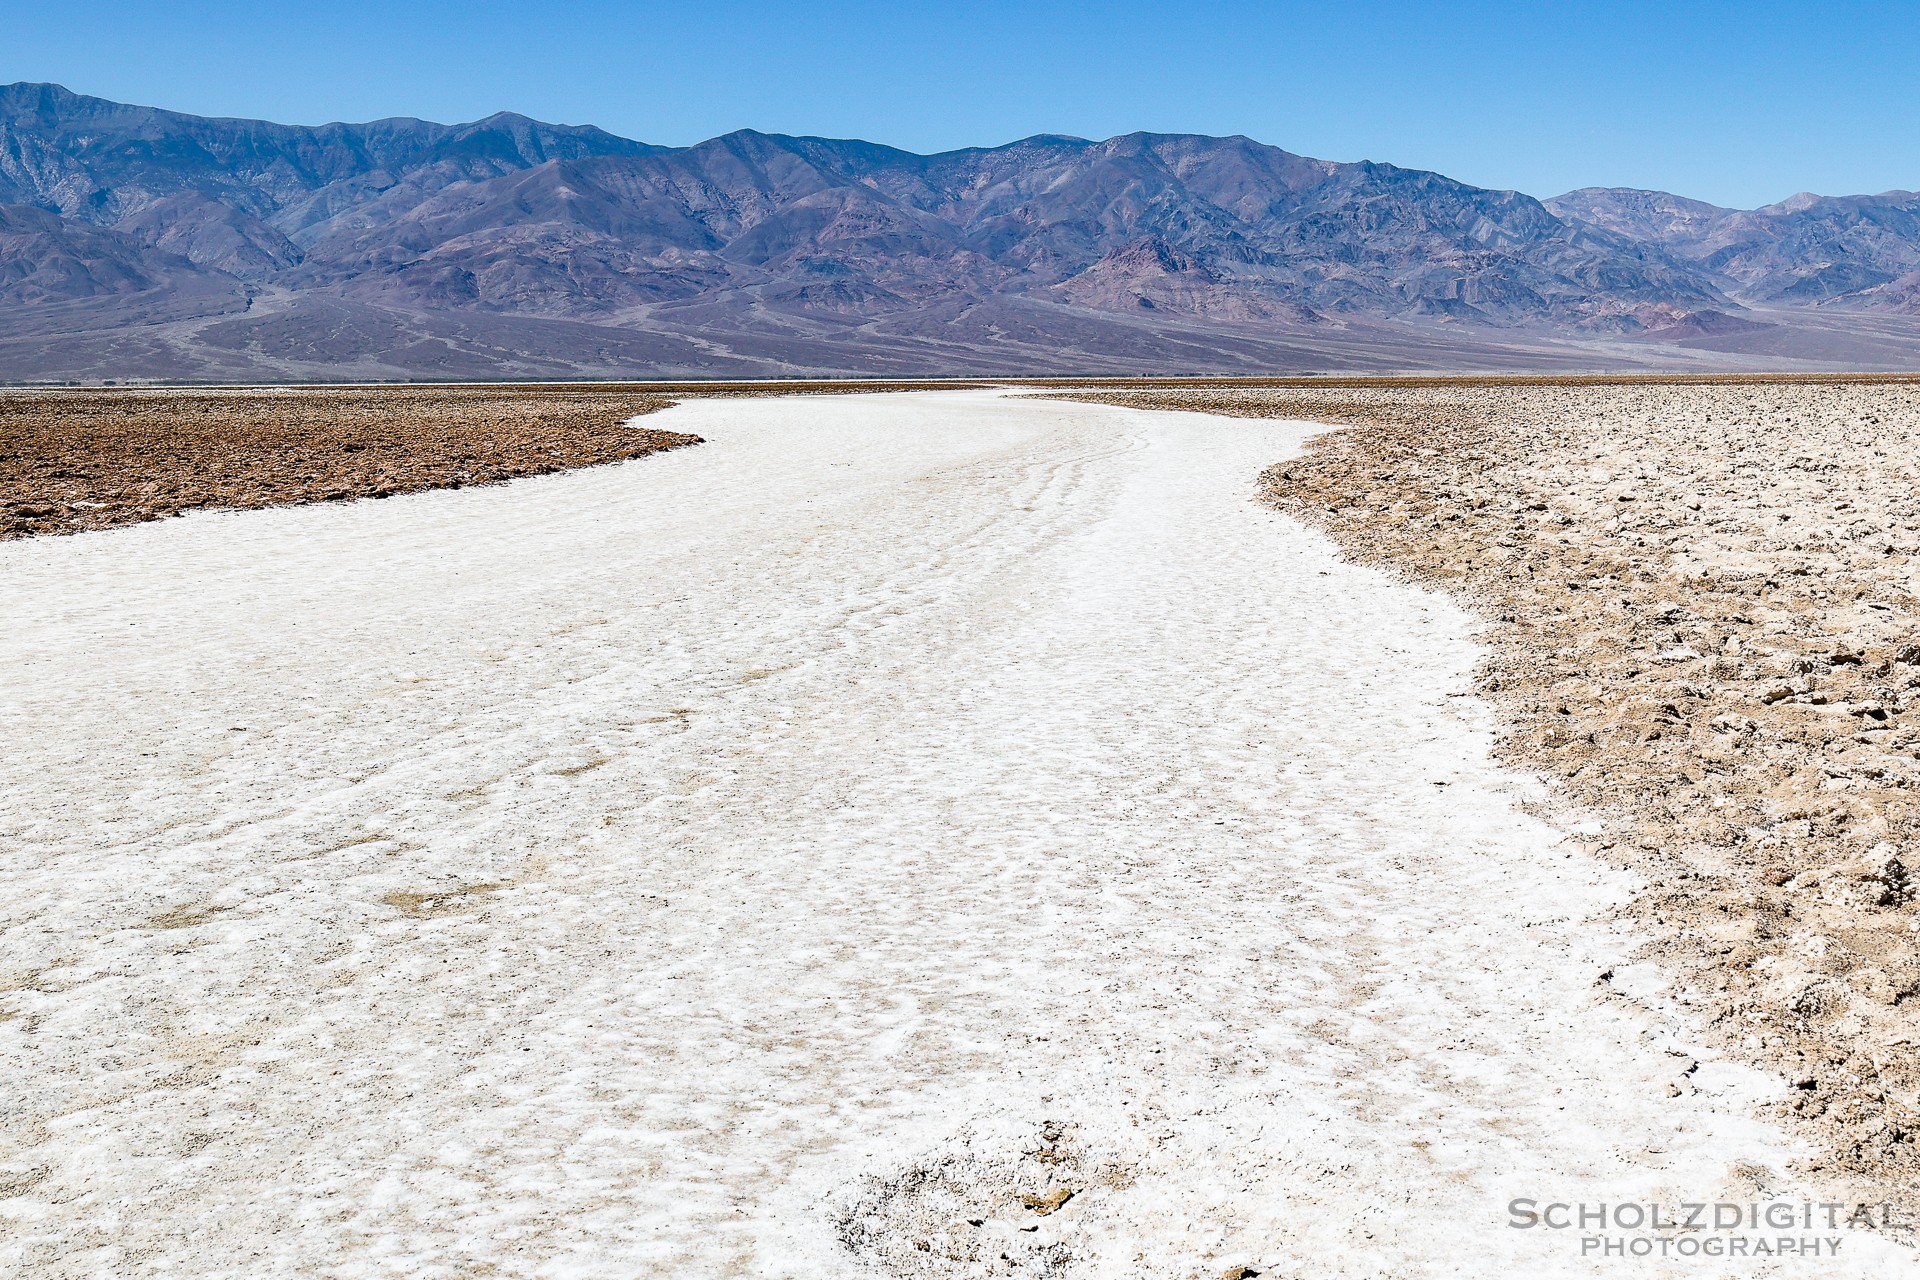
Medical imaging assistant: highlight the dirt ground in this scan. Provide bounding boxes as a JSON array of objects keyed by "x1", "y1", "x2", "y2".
[
  {"x1": 0, "y1": 380, "x2": 999, "y2": 540},
  {"x1": 1051, "y1": 378, "x2": 1920, "y2": 1216},
  {"x1": 0, "y1": 386, "x2": 701, "y2": 539}
]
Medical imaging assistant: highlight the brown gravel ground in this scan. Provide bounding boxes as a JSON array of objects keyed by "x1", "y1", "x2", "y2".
[
  {"x1": 0, "y1": 380, "x2": 991, "y2": 540},
  {"x1": 1049, "y1": 378, "x2": 1920, "y2": 1217},
  {"x1": 0, "y1": 386, "x2": 693, "y2": 539}
]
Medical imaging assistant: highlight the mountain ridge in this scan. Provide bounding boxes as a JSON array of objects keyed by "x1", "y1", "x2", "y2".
[{"x1": 1, "y1": 83, "x2": 1917, "y2": 379}]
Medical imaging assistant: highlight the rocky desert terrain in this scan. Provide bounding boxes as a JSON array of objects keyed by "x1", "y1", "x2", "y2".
[
  {"x1": 0, "y1": 386, "x2": 697, "y2": 539},
  {"x1": 0, "y1": 381, "x2": 1006, "y2": 540},
  {"x1": 1056, "y1": 376, "x2": 1920, "y2": 1217}
]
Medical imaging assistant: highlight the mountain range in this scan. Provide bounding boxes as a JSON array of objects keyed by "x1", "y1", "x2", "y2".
[{"x1": 3, "y1": 82, "x2": 1918, "y2": 380}]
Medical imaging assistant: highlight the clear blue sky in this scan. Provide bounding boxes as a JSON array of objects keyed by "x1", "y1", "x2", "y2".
[{"x1": 6, "y1": 0, "x2": 1916, "y2": 208}]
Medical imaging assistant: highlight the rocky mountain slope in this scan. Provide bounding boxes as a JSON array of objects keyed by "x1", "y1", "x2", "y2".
[
  {"x1": 1, "y1": 83, "x2": 1917, "y2": 378},
  {"x1": 1546, "y1": 186, "x2": 1920, "y2": 311},
  {"x1": 0, "y1": 202, "x2": 221, "y2": 306}
]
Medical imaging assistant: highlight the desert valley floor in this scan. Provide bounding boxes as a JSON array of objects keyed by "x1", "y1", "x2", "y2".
[{"x1": 3, "y1": 387, "x2": 1918, "y2": 1277}]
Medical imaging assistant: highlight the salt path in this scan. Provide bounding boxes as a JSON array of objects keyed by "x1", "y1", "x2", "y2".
[{"x1": 2, "y1": 391, "x2": 1905, "y2": 1276}]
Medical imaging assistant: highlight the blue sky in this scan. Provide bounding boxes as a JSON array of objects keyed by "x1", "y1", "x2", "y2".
[{"x1": 5, "y1": 0, "x2": 1916, "y2": 208}]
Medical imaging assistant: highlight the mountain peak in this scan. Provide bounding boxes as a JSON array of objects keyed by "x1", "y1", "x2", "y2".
[{"x1": 0, "y1": 87, "x2": 1916, "y2": 379}]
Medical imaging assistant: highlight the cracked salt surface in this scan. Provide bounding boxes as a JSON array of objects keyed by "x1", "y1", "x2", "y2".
[{"x1": 1, "y1": 391, "x2": 1906, "y2": 1276}]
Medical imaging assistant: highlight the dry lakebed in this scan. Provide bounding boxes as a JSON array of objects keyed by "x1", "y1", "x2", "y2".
[{"x1": 3, "y1": 379, "x2": 1918, "y2": 1276}]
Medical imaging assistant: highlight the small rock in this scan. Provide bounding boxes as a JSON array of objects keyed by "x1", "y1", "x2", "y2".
[{"x1": 1020, "y1": 1187, "x2": 1074, "y2": 1215}]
